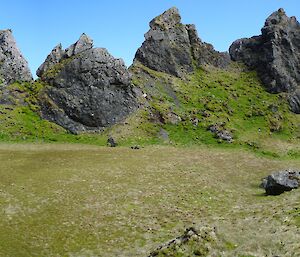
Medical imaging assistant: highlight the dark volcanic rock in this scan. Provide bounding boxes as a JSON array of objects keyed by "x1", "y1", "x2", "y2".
[
  {"x1": 229, "y1": 8, "x2": 300, "y2": 112},
  {"x1": 37, "y1": 34, "x2": 137, "y2": 133},
  {"x1": 0, "y1": 29, "x2": 32, "y2": 85},
  {"x1": 262, "y1": 169, "x2": 300, "y2": 195},
  {"x1": 134, "y1": 7, "x2": 230, "y2": 78},
  {"x1": 36, "y1": 43, "x2": 64, "y2": 78},
  {"x1": 107, "y1": 137, "x2": 117, "y2": 147},
  {"x1": 288, "y1": 89, "x2": 300, "y2": 113}
]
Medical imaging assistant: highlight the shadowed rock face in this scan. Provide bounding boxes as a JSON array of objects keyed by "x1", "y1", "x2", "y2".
[
  {"x1": 134, "y1": 7, "x2": 230, "y2": 77},
  {"x1": 261, "y1": 169, "x2": 300, "y2": 195},
  {"x1": 229, "y1": 8, "x2": 300, "y2": 113},
  {"x1": 0, "y1": 29, "x2": 32, "y2": 85},
  {"x1": 37, "y1": 34, "x2": 137, "y2": 134}
]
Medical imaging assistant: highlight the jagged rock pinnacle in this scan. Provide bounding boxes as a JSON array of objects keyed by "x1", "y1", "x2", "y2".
[
  {"x1": 229, "y1": 8, "x2": 300, "y2": 113},
  {"x1": 0, "y1": 29, "x2": 32, "y2": 85},
  {"x1": 134, "y1": 7, "x2": 230, "y2": 77},
  {"x1": 149, "y1": 7, "x2": 181, "y2": 30},
  {"x1": 65, "y1": 33, "x2": 93, "y2": 57},
  {"x1": 37, "y1": 34, "x2": 137, "y2": 133}
]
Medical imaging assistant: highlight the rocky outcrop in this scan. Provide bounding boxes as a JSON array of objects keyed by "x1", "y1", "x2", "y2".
[
  {"x1": 36, "y1": 44, "x2": 64, "y2": 78},
  {"x1": 261, "y1": 169, "x2": 300, "y2": 195},
  {"x1": 229, "y1": 8, "x2": 300, "y2": 113},
  {"x1": 149, "y1": 226, "x2": 219, "y2": 256},
  {"x1": 0, "y1": 29, "x2": 32, "y2": 85},
  {"x1": 134, "y1": 7, "x2": 230, "y2": 78},
  {"x1": 37, "y1": 34, "x2": 137, "y2": 134}
]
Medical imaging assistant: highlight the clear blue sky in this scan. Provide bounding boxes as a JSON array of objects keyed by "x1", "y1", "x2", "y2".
[{"x1": 0, "y1": 0, "x2": 299, "y2": 77}]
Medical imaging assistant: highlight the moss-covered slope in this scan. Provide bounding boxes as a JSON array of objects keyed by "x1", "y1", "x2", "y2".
[{"x1": 0, "y1": 61, "x2": 299, "y2": 157}]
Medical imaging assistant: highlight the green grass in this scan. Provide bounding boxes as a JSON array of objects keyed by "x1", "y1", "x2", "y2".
[
  {"x1": 130, "y1": 62, "x2": 300, "y2": 155},
  {"x1": 0, "y1": 144, "x2": 299, "y2": 256}
]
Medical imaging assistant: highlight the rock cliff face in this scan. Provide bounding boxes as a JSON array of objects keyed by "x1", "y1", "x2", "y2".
[
  {"x1": 134, "y1": 7, "x2": 230, "y2": 77},
  {"x1": 229, "y1": 8, "x2": 300, "y2": 113},
  {"x1": 37, "y1": 34, "x2": 137, "y2": 133},
  {"x1": 0, "y1": 29, "x2": 32, "y2": 85}
]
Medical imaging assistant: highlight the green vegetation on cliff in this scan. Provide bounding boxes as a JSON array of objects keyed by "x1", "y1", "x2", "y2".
[{"x1": 0, "y1": 62, "x2": 299, "y2": 157}]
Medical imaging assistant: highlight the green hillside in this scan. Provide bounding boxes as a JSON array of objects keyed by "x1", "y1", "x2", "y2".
[{"x1": 1, "y1": 62, "x2": 299, "y2": 157}]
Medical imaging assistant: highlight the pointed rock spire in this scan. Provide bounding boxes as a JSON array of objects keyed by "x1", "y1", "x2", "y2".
[
  {"x1": 149, "y1": 7, "x2": 181, "y2": 30},
  {"x1": 36, "y1": 43, "x2": 64, "y2": 77},
  {"x1": 134, "y1": 7, "x2": 229, "y2": 77},
  {"x1": 37, "y1": 33, "x2": 94, "y2": 78},
  {"x1": 37, "y1": 33, "x2": 136, "y2": 133},
  {"x1": 229, "y1": 8, "x2": 300, "y2": 113},
  {"x1": 65, "y1": 33, "x2": 93, "y2": 57},
  {"x1": 0, "y1": 29, "x2": 32, "y2": 85}
]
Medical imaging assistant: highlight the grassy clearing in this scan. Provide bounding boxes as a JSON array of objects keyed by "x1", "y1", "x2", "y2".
[{"x1": 0, "y1": 144, "x2": 299, "y2": 256}]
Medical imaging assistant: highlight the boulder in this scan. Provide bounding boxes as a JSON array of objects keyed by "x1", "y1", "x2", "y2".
[
  {"x1": 134, "y1": 7, "x2": 230, "y2": 78},
  {"x1": 261, "y1": 169, "x2": 300, "y2": 195},
  {"x1": 0, "y1": 29, "x2": 32, "y2": 85},
  {"x1": 229, "y1": 8, "x2": 300, "y2": 112},
  {"x1": 208, "y1": 123, "x2": 233, "y2": 142},
  {"x1": 37, "y1": 34, "x2": 137, "y2": 133},
  {"x1": 107, "y1": 137, "x2": 117, "y2": 147}
]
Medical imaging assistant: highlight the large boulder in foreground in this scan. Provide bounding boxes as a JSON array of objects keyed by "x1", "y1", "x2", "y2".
[
  {"x1": 37, "y1": 34, "x2": 137, "y2": 134},
  {"x1": 134, "y1": 7, "x2": 230, "y2": 78},
  {"x1": 261, "y1": 169, "x2": 300, "y2": 195},
  {"x1": 229, "y1": 8, "x2": 300, "y2": 113},
  {"x1": 0, "y1": 29, "x2": 32, "y2": 85}
]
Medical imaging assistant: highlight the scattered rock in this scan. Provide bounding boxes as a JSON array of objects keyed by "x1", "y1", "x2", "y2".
[
  {"x1": 261, "y1": 169, "x2": 300, "y2": 195},
  {"x1": 229, "y1": 8, "x2": 300, "y2": 113},
  {"x1": 148, "y1": 226, "x2": 218, "y2": 257},
  {"x1": 131, "y1": 145, "x2": 140, "y2": 150},
  {"x1": 166, "y1": 112, "x2": 181, "y2": 125},
  {"x1": 216, "y1": 130, "x2": 233, "y2": 142},
  {"x1": 37, "y1": 34, "x2": 137, "y2": 133},
  {"x1": 0, "y1": 29, "x2": 32, "y2": 86},
  {"x1": 208, "y1": 123, "x2": 233, "y2": 143},
  {"x1": 134, "y1": 7, "x2": 230, "y2": 78},
  {"x1": 107, "y1": 137, "x2": 117, "y2": 147},
  {"x1": 159, "y1": 128, "x2": 169, "y2": 141}
]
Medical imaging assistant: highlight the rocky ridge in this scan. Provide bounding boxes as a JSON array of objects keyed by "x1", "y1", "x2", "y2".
[
  {"x1": 134, "y1": 7, "x2": 230, "y2": 78},
  {"x1": 37, "y1": 34, "x2": 137, "y2": 134},
  {"x1": 0, "y1": 29, "x2": 32, "y2": 85},
  {"x1": 229, "y1": 8, "x2": 300, "y2": 113}
]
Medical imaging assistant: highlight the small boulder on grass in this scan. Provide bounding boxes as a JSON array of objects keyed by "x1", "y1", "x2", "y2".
[
  {"x1": 261, "y1": 169, "x2": 300, "y2": 195},
  {"x1": 107, "y1": 137, "x2": 117, "y2": 147}
]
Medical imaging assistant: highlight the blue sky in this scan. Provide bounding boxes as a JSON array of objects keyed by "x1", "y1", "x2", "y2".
[{"x1": 0, "y1": 0, "x2": 299, "y2": 77}]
